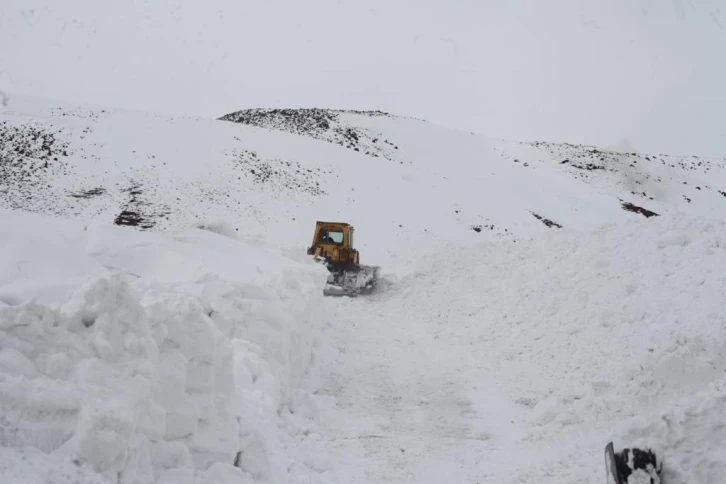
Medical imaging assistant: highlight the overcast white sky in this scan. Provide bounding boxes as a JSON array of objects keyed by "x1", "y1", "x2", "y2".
[{"x1": 1, "y1": 0, "x2": 724, "y2": 156}]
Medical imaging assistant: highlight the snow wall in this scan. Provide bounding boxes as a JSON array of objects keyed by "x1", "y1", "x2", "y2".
[{"x1": 0, "y1": 209, "x2": 329, "y2": 484}]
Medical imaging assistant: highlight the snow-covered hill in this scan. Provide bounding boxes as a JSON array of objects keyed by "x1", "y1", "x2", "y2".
[
  {"x1": 3, "y1": 94, "x2": 725, "y2": 266},
  {"x1": 2, "y1": 94, "x2": 726, "y2": 483}
]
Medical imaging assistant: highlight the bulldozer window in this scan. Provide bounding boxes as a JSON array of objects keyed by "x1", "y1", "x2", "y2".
[{"x1": 320, "y1": 230, "x2": 344, "y2": 244}]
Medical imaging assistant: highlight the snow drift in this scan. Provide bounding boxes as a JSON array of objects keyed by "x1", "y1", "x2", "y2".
[{"x1": 0, "y1": 208, "x2": 330, "y2": 483}]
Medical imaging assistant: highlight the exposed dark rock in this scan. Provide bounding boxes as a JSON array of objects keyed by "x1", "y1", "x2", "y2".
[
  {"x1": 68, "y1": 187, "x2": 106, "y2": 199},
  {"x1": 114, "y1": 210, "x2": 152, "y2": 228},
  {"x1": 531, "y1": 212, "x2": 563, "y2": 228},
  {"x1": 621, "y1": 202, "x2": 659, "y2": 218},
  {"x1": 113, "y1": 182, "x2": 171, "y2": 230},
  {"x1": 571, "y1": 162, "x2": 605, "y2": 171}
]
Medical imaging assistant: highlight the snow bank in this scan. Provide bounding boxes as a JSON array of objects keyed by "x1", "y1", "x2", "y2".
[
  {"x1": 383, "y1": 214, "x2": 726, "y2": 482},
  {"x1": 0, "y1": 209, "x2": 330, "y2": 483}
]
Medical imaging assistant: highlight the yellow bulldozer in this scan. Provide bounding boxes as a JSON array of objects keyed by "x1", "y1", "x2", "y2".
[{"x1": 307, "y1": 221, "x2": 380, "y2": 296}]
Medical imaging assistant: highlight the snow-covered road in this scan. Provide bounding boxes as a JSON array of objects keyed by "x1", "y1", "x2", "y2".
[{"x1": 308, "y1": 290, "x2": 531, "y2": 483}]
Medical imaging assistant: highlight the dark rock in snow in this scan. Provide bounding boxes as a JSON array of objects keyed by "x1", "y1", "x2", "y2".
[
  {"x1": 68, "y1": 187, "x2": 106, "y2": 199},
  {"x1": 114, "y1": 210, "x2": 152, "y2": 228},
  {"x1": 531, "y1": 212, "x2": 563, "y2": 228},
  {"x1": 621, "y1": 202, "x2": 659, "y2": 218}
]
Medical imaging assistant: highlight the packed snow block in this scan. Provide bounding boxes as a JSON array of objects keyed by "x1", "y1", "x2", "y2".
[
  {"x1": 202, "y1": 279, "x2": 237, "y2": 335},
  {"x1": 136, "y1": 400, "x2": 167, "y2": 443},
  {"x1": 160, "y1": 298, "x2": 218, "y2": 360},
  {"x1": 186, "y1": 357, "x2": 216, "y2": 394},
  {"x1": 232, "y1": 339, "x2": 282, "y2": 412},
  {"x1": 231, "y1": 340, "x2": 261, "y2": 391},
  {"x1": 236, "y1": 416, "x2": 278, "y2": 482},
  {"x1": 0, "y1": 307, "x2": 84, "y2": 453},
  {"x1": 71, "y1": 394, "x2": 137, "y2": 472},
  {"x1": 0, "y1": 277, "x2": 158, "y2": 475},
  {"x1": 34, "y1": 350, "x2": 75, "y2": 380},
  {"x1": 0, "y1": 375, "x2": 81, "y2": 452},
  {"x1": 73, "y1": 276, "x2": 158, "y2": 363},
  {"x1": 0, "y1": 300, "x2": 65, "y2": 345},
  {"x1": 0, "y1": 446, "x2": 110, "y2": 484},
  {"x1": 118, "y1": 434, "x2": 155, "y2": 484},
  {"x1": 0, "y1": 346, "x2": 41, "y2": 379},
  {"x1": 163, "y1": 399, "x2": 199, "y2": 441},
  {"x1": 213, "y1": 337, "x2": 236, "y2": 398},
  {"x1": 150, "y1": 440, "x2": 194, "y2": 475},
  {"x1": 150, "y1": 320, "x2": 169, "y2": 347},
  {"x1": 185, "y1": 331, "x2": 236, "y2": 398},
  {"x1": 188, "y1": 392, "x2": 218, "y2": 427},
  {"x1": 156, "y1": 349, "x2": 187, "y2": 402},
  {"x1": 186, "y1": 409, "x2": 240, "y2": 470}
]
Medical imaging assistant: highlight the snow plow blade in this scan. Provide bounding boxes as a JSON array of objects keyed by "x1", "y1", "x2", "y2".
[
  {"x1": 604, "y1": 442, "x2": 622, "y2": 484},
  {"x1": 323, "y1": 265, "x2": 380, "y2": 297}
]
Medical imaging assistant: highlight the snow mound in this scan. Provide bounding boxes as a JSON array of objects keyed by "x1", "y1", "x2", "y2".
[{"x1": 0, "y1": 209, "x2": 330, "y2": 483}]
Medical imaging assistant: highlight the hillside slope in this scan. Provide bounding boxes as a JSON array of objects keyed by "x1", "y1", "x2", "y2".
[
  {"x1": 3, "y1": 95, "x2": 725, "y2": 270},
  {"x1": 220, "y1": 106, "x2": 726, "y2": 227}
]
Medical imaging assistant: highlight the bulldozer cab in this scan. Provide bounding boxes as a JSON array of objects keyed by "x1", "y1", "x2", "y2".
[
  {"x1": 310, "y1": 222, "x2": 353, "y2": 249},
  {"x1": 307, "y1": 221, "x2": 358, "y2": 268}
]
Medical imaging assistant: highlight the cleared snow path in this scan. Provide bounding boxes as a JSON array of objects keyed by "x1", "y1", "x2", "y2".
[
  {"x1": 307, "y1": 292, "x2": 530, "y2": 483},
  {"x1": 303, "y1": 216, "x2": 726, "y2": 484}
]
